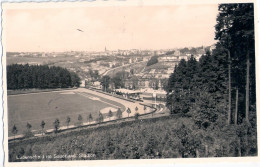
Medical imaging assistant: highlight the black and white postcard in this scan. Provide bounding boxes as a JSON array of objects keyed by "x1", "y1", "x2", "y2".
[{"x1": 1, "y1": 0, "x2": 259, "y2": 166}]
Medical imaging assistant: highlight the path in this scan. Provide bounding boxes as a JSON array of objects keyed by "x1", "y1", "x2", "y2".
[{"x1": 75, "y1": 88, "x2": 150, "y2": 117}]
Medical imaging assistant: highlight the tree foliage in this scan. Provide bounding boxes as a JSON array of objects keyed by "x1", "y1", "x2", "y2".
[
  {"x1": 7, "y1": 64, "x2": 80, "y2": 90},
  {"x1": 53, "y1": 119, "x2": 60, "y2": 133},
  {"x1": 108, "y1": 110, "x2": 113, "y2": 120},
  {"x1": 66, "y1": 116, "x2": 71, "y2": 127},
  {"x1": 116, "y1": 108, "x2": 122, "y2": 119},
  {"x1": 101, "y1": 75, "x2": 110, "y2": 92},
  {"x1": 78, "y1": 115, "x2": 83, "y2": 125},
  {"x1": 8, "y1": 116, "x2": 257, "y2": 161},
  {"x1": 12, "y1": 125, "x2": 18, "y2": 138},
  {"x1": 165, "y1": 3, "x2": 256, "y2": 158},
  {"x1": 88, "y1": 114, "x2": 93, "y2": 123},
  {"x1": 8, "y1": 3, "x2": 257, "y2": 161},
  {"x1": 215, "y1": 3, "x2": 255, "y2": 124},
  {"x1": 147, "y1": 56, "x2": 158, "y2": 66}
]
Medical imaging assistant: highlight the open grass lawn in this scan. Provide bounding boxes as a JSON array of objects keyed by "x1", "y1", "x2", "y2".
[{"x1": 7, "y1": 90, "x2": 125, "y2": 136}]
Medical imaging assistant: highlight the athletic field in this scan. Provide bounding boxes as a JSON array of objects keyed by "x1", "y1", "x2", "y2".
[{"x1": 7, "y1": 89, "x2": 125, "y2": 136}]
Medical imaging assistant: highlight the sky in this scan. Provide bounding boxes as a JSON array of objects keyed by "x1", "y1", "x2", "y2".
[{"x1": 5, "y1": 4, "x2": 219, "y2": 52}]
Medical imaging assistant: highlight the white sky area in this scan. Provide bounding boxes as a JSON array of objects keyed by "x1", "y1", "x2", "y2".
[{"x1": 6, "y1": 5, "x2": 219, "y2": 52}]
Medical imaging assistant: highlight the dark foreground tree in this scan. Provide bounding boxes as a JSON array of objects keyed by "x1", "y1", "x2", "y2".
[{"x1": 215, "y1": 3, "x2": 255, "y2": 124}]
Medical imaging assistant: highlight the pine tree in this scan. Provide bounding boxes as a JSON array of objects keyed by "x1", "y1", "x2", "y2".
[{"x1": 215, "y1": 4, "x2": 255, "y2": 124}]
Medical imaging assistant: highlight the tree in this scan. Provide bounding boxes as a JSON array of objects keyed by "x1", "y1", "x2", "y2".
[
  {"x1": 165, "y1": 50, "x2": 175, "y2": 55},
  {"x1": 53, "y1": 118, "x2": 60, "y2": 133},
  {"x1": 101, "y1": 75, "x2": 110, "y2": 92},
  {"x1": 88, "y1": 113, "x2": 93, "y2": 123},
  {"x1": 130, "y1": 69, "x2": 134, "y2": 75},
  {"x1": 166, "y1": 59, "x2": 190, "y2": 114},
  {"x1": 180, "y1": 47, "x2": 189, "y2": 54},
  {"x1": 7, "y1": 64, "x2": 81, "y2": 90},
  {"x1": 12, "y1": 125, "x2": 18, "y2": 139},
  {"x1": 116, "y1": 108, "x2": 122, "y2": 119},
  {"x1": 98, "y1": 112, "x2": 104, "y2": 123},
  {"x1": 215, "y1": 4, "x2": 255, "y2": 124},
  {"x1": 147, "y1": 56, "x2": 158, "y2": 66},
  {"x1": 108, "y1": 110, "x2": 113, "y2": 121},
  {"x1": 135, "y1": 106, "x2": 139, "y2": 113},
  {"x1": 66, "y1": 116, "x2": 71, "y2": 128},
  {"x1": 70, "y1": 72, "x2": 81, "y2": 87},
  {"x1": 78, "y1": 114, "x2": 83, "y2": 125},
  {"x1": 26, "y1": 122, "x2": 32, "y2": 132},
  {"x1": 134, "y1": 113, "x2": 140, "y2": 121},
  {"x1": 131, "y1": 76, "x2": 139, "y2": 90},
  {"x1": 40, "y1": 120, "x2": 45, "y2": 135},
  {"x1": 111, "y1": 75, "x2": 124, "y2": 89},
  {"x1": 161, "y1": 78, "x2": 169, "y2": 91},
  {"x1": 126, "y1": 108, "x2": 131, "y2": 117},
  {"x1": 25, "y1": 122, "x2": 33, "y2": 138},
  {"x1": 143, "y1": 105, "x2": 147, "y2": 113},
  {"x1": 215, "y1": 4, "x2": 235, "y2": 124}
]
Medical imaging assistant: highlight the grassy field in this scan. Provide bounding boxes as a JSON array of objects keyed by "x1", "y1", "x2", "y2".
[{"x1": 7, "y1": 90, "x2": 125, "y2": 136}]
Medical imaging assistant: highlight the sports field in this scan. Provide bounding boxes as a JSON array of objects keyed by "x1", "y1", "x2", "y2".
[{"x1": 7, "y1": 89, "x2": 125, "y2": 136}]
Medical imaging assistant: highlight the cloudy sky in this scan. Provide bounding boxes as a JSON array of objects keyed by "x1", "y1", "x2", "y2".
[{"x1": 6, "y1": 4, "x2": 219, "y2": 52}]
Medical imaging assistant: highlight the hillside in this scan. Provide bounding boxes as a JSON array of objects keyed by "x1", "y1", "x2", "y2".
[{"x1": 9, "y1": 115, "x2": 257, "y2": 161}]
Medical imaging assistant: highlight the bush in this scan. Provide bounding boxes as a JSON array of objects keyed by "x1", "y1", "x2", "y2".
[{"x1": 147, "y1": 56, "x2": 158, "y2": 66}]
